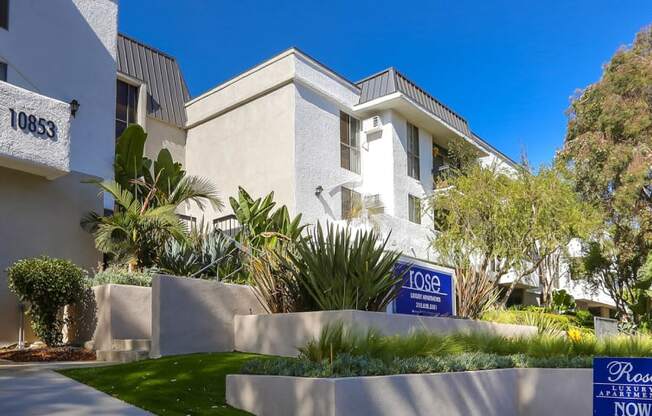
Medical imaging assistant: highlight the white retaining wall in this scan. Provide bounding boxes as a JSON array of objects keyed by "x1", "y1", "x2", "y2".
[
  {"x1": 227, "y1": 368, "x2": 592, "y2": 416},
  {"x1": 68, "y1": 284, "x2": 151, "y2": 351},
  {"x1": 234, "y1": 310, "x2": 538, "y2": 357},
  {"x1": 150, "y1": 275, "x2": 266, "y2": 357}
]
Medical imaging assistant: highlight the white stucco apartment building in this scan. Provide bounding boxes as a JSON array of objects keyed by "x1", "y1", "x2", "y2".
[
  {"x1": 0, "y1": 0, "x2": 188, "y2": 345},
  {"x1": 0, "y1": 1, "x2": 613, "y2": 345},
  {"x1": 184, "y1": 49, "x2": 517, "y2": 256}
]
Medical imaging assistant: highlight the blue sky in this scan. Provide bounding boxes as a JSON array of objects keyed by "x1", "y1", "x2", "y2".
[{"x1": 119, "y1": 1, "x2": 652, "y2": 167}]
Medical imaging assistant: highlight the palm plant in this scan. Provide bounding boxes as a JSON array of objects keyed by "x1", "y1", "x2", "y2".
[
  {"x1": 82, "y1": 181, "x2": 184, "y2": 270},
  {"x1": 83, "y1": 125, "x2": 223, "y2": 269},
  {"x1": 286, "y1": 223, "x2": 404, "y2": 311}
]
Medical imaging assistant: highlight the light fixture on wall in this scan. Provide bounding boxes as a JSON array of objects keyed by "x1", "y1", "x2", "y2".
[
  {"x1": 315, "y1": 185, "x2": 324, "y2": 197},
  {"x1": 70, "y1": 99, "x2": 80, "y2": 117}
]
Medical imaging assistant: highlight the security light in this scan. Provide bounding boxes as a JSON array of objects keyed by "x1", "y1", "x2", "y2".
[{"x1": 70, "y1": 99, "x2": 80, "y2": 117}]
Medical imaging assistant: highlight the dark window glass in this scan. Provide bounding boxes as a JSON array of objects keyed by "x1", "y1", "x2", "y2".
[
  {"x1": 0, "y1": 62, "x2": 6, "y2": 82},
  {"x1": 340, "y1": 112, "x2": 361, "y2": 174},
  {"x1": 407, "y1": 122, "x2": 420, "y2": 179},
  {"x1": 115, "y1": 79, "x2": 138, "y2": 140},
  {"x1": 0, "y1": 0, "x2": 8, "y2": 30},
  {"x1": 341, "y1": 187, "x2": 362, "y2": 220},
  {"x1": 408, "y1": 195, "x2": 421, "y2": 224}
]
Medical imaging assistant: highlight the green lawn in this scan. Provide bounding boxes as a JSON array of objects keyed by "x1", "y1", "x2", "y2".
[{"x1": 59, "y1": 352, "x2": 268, "y2": 416}]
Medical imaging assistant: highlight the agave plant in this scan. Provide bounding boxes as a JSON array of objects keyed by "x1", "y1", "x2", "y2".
[
  {"x1": 287, "y1": 223, "x2": 404, "y2": 311},
  {"x1": 155, "y1": 223, "x2": 242, "y2": 279}
]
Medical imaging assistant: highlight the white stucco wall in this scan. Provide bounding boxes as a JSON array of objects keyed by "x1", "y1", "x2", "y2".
[
  {"x1": 293, "y1": 83, "x2": 361, "y2": 225},
  {"x1": 185, "y1": 82, "x2": 296, "y2": 221},
  {"x1": 358, "y1": 110, "x2": 396, "y2": 215},
  {"x1": 0, "y1": 0, "x2": 118, "y2": 179},
  {"x1": 144, "y1": 117, "x2": 186, "y2": 163}
]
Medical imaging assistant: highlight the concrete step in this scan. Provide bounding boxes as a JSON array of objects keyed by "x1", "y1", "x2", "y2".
[
  {"x1": 111, "y1": 339, "x2": 151, "y2": 352},
  {"x1": 96, "y1": 349, "x2": 149, "y2": 363}
]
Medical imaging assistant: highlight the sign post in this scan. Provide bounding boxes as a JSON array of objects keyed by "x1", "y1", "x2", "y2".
[
  {"x1": 593, "y1": 357, "x2": 652, "y2": 415},
  {"x1": 390, "y1": 257, "x2": 455, "y2": 317}
]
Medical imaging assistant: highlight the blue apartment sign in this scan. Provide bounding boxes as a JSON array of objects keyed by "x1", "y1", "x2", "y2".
[
  {"x1": 594, "y1": 357, "x2": 652, "y2": 415},
  {"x1": 391, "y1": 259, "x2": 455, "y2": 316}
]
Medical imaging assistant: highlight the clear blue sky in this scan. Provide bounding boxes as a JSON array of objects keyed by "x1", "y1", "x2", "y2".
[{"x1": 119, "y1": 1, "x2": 651, "y2": 167}]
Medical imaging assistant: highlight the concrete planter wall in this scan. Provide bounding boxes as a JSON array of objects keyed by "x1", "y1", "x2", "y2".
[
  {"x1": 234, "y1": 310, "x2": 538, "y2": 357},
  {"x1": 150, "y1": 275, "x2": 266, "y2": 357},
  {"x1": 227, "y1": 368, "x2": 592, "y2": 416},
  {"x1": 68, "y1": 284, "x2": 151, "y2": 351}
]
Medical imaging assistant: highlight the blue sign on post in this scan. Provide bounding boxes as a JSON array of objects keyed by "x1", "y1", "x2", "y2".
[
  {"x1": 594, "y1": 357, "x2": 652, "y2": 415},
  {"x1": 391, "y1": 259, "x2": 455, "y2": 316}
]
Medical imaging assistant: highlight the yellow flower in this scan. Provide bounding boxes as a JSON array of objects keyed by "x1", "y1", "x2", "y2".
[{"x1": 567, "y1": 328, "x2": 582, "y2": 343}]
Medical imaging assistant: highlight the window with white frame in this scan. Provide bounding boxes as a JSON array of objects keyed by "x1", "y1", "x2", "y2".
[
  {"x1": 340, "y1": 111, "x2": 361, "y2": 174},
  {"x1": 341, "y1": 186, "x2": 362, "y2": 220},
  {"x1": 408, "y1": 194, "x2": 421, "y2": 224},
  {"x1": 407, "y1": 122, "x2": 420, "y2": 179},
  {"x1": 115, "y1": 79, "x2": 139, "y2": 140},
  {"x1": 0, "y1": 0, "x2": 8, "y2": 30}
]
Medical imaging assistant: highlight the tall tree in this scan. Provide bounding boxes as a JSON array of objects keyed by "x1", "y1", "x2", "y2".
[
  {"x1": 558, "y1": 26, "x2": 652, "y2": 322},
  {"x1": 430, "y1": 162, "x2": 597, "y2": 315}
]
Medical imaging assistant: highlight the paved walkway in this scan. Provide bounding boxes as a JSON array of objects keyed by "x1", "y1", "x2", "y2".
[{"x1": 0, "y1": 364, "x2": 151, "y2": 415}]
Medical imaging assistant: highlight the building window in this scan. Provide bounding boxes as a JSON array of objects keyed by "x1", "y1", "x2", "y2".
[
  {"x1": 341, "y1": 187, "x2": 362, "y2": 220},
  {"x1": 0, "y1": 0, "x2": 8, "y2": 30},
  {"x1": 408, "y1": 194, "x2": 421, "y2": 224},
  {"x1": 407, "y1": 122, "x2": 420, "y2": 179},
  {"x1": 340, "y1": 112, "x2": 361, "y2": 174},
  {"x1": 116, "y1": 79, "x2": 139, "y2": 140},
  {"x1": 0, "y1": 62, "x2": 6, "y2": 82}
]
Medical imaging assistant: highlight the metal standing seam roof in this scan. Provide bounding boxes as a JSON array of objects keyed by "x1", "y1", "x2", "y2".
[
  {"x1": 356, "y1": 67, "x2": 472, "y2": 138},
  {"x1": 116, "y1": 33, "x2": 190, "y2": 128}
]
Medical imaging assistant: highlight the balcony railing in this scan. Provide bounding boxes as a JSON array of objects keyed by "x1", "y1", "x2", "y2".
[{"x1": 213, "y1": 214, "x2": 241, "y2": 238}]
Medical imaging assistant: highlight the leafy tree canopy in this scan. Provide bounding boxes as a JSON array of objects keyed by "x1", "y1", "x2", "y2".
[{"x1": 559, "y1": 25, "x2": 652, "y2": 322}]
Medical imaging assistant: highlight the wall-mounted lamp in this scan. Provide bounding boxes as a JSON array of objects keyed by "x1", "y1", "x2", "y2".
[
  {"x1": 315, "y1": 185, "x2": 324, "y2": 197},
  {"x1": 70, "y1": 99, "x2": 80, "y2": 117}
]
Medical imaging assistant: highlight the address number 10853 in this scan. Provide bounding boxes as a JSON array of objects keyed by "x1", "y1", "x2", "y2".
[{"x1": 9, "y1": 108, "x2": 57, "y2": 139}]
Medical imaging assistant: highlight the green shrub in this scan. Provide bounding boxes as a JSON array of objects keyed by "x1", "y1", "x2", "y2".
[
  {"x1": 298, "y1": 322, "x2": 652, "y2": 364},
  {"x1": 286, "y1": 223, "x2": 404, "y2": 311},
  {"x1": 481, "y1": 308, "x2": 586, "y2": 332},
  {"x1": 574, "y1": 309, "x2": 594, "y2": 328},
  {"x1": 89, "y1": 266, "x2": 153, "y2": 287},
  {"x1": 551, "y1": 289, "x2": 576, "y2": 313},
  {"x1": 7, "y1": 257, "x2": 86, "y2": 346},
  {"x1": 241, "y1": 352, "x2": 593, "y2": 378}
]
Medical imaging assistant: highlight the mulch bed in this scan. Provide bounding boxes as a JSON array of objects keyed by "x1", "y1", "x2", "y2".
[{"x1": 0, "y1": 346, "x2": 96, "y2": 362}]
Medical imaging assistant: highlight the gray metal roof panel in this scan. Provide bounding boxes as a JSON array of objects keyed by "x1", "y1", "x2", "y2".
[
  {"x1": 117, "y1": 33, "x2": 190, "y2": 128},
  {"x1": 357, "y1": 68, "x2": 471, "y2": 137}
]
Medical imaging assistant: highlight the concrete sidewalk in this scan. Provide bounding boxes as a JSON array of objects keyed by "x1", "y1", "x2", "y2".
[{"x1": 0, "y1": 366, "x2": 151, "y2": 415}]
